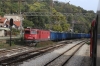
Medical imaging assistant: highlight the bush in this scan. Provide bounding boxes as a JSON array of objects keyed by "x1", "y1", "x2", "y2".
[{"x1": 12, "y1": 28, "x2": 20, "y2": 36}]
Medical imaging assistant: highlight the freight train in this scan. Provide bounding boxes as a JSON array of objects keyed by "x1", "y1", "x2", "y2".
[{"x1": 24, "y1": 28, "x2": 90, "y2": 46}]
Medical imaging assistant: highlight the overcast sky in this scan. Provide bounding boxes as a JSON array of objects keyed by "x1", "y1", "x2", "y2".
[{"x1": 57, "y1": 0, "x2": 99, "y2": 13}]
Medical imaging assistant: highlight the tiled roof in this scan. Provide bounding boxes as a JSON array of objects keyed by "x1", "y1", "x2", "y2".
[
  {"x1": 14, "y1": 21, "x2": 21, "y2": 27},
  {"x1": 0, "y1": 16, "x2": 21, "y2": 27},
  {"x1": 0, "y1": 16, "x2": 6, "y2": 23}
]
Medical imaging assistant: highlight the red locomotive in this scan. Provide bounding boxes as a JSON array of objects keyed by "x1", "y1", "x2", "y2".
[{"x1": 24, "y1": 28, "x2": 50, "y2": 45}]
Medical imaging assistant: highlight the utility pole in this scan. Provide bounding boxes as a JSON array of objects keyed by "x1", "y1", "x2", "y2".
[
  {"x1": 18, "y1": 0, "x2": 22, "y2": 15},
  {"x1": 72, "y1": 20, "x2": 75, "y2": 33},
  {"x1": 18, "y1": 0, "x2": 24, "y2": 37},
  {"x1": 19, "y1": 0, "x2": 22, "y2": 36},
  {"x1": 50, "y1": 0, "x2": 53, "y2": 30}
]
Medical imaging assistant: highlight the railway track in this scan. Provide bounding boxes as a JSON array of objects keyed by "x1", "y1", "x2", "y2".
[
  {"x1": 20, "y1": 40, "x2": 88, "y2": 66},
  {"x1": 0, "y1": 43, "x2": 65, "y2": 66},
  {"x1": 45, "y1": 41, "x2": 85, "y2": 66},
  {"x1": 0, "y1": 47, "x2": 33, "y2": 57},
  {"x1": 0, "y1": 40, "x2": 88, "y2": 66}
]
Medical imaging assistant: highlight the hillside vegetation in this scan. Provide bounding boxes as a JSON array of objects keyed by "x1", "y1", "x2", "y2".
[{"x1": 0, "y1": 0, "x2": 95, "y2": 33}]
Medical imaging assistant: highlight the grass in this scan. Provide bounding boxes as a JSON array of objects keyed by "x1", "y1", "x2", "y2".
[
  {"x1": 0, "y1": 41, "x2": 19, "y2": 49},
  {"x1": 0, "y1": 38, "x2": 58, "y2": 49},
  {"x1": 0, "y1": 38, "x2": 26, "y2": 49},
  {"x1": 36, "y1": 41, "x2": 57, "y2": 48}
]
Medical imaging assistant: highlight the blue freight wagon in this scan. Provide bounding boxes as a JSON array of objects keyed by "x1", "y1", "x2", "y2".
[{"x1": 50, "y1": 31, "x2": 58, "y2": 41}]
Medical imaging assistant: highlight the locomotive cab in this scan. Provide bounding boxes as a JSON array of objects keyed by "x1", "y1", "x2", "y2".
[{"x1": 24, "y1": 28, "x2": 39, "y2": 43}]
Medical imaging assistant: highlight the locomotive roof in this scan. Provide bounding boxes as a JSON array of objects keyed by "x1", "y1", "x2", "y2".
[
  {"x1": 25, "y1": 28, "x2": 38, "y2": 30},
  {"x1": 24, "y1": 28, "x2": 49, "y2": 31}
]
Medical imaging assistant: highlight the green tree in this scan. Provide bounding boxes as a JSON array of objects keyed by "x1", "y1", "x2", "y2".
[{"x1": 23, "y1": 19, "x2": 34, "y2": 28}]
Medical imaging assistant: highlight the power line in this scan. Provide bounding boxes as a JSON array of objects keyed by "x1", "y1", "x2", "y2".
[{"x1": 22, "y1": 12, "x2": 95, "y2": 17}]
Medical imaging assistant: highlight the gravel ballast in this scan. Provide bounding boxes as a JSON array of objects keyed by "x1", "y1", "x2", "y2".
[
  {"x1": 20, "y1": 41, "x2": 81, "y2": 66},
  {"x1": 64, "y1": 44, "x2": 89, "y2": 66}
]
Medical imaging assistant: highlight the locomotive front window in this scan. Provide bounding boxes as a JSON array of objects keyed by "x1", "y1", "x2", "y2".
[
  {"x1": 25, "y1": 31, "x2": 30, "y2": 34},
  {"x1": 31, "y1": 31, "x2": 37, "y2": 34}
]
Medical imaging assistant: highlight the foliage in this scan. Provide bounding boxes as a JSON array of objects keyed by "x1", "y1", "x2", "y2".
[
  {"x1": 52, "y1": 25, "x2": 62, "y2": 32},
  {"x1": 23, "y1": 19, "x2": 34, "y2": 28},
  {"x1": 12, "y1": 28, "x2": 20, "y2": 36},
  {"x1": 0, "y1": 0, "x2": 95, "y2": 33}
]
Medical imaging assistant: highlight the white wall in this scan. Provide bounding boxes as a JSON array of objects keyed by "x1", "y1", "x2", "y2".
[{"x1": 0, "y1": 30, "x2": 5, "y2": 37}]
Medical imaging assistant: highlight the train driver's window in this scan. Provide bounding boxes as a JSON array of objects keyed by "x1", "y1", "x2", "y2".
[
  {"x1": 31, "y1": 31, "x2": 37, "y2": 34},
  {"x1": 25, "y1": 30, "x2": 30, "y2": 34}
]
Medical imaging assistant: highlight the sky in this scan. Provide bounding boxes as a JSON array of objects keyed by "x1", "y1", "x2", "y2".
[{"x1": 57, "y1": 0, "x2": 99, "y2": 13}]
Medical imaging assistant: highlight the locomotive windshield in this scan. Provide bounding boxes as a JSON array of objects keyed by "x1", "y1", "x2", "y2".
[
  {"x1": 25, "y1": 31, "x2": 30, "y2": 34},
  {"x1": 31, "y1": 31, "x2": 37, "y2": 34}
]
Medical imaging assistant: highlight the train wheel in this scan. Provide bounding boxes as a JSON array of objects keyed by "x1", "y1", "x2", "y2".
[
  {"x1": 29, "y1": 42, "x2": 37, "y2": 47},
  {"x1": 33, "y1": 43, "x2": 37, "y2": 46},
  {"x1": 28, "y1": 43, "x2": 32, "y2": 46}
]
